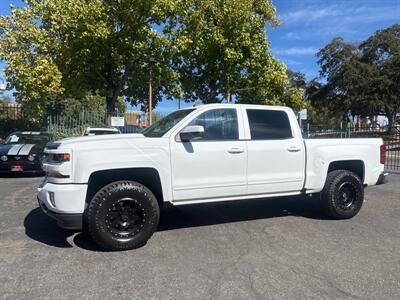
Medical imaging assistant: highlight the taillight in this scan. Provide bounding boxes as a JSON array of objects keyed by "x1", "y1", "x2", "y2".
[{"x1": 380, "y1": 144, "x2": 386, "y2": 165}]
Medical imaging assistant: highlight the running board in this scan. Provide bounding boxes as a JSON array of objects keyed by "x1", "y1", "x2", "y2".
[{"x1": 171, "y1": 191, "x2": 302, "y2": 206}]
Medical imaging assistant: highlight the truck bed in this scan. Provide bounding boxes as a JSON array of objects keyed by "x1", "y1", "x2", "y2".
[{"x1": 303, "y1": 138, "x2": 384, "y2": 193}]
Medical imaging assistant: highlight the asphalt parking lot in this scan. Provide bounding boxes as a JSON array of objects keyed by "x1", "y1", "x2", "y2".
[{"x1": 1, "y1": 175, "x2": 399, "y2": 300}]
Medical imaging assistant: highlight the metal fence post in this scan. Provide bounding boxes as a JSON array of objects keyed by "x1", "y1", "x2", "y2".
[
  {"x1": 348, "y1": 123, "x2": 351, "y2": 138},
  {"x1": 340, "y1": 121, "x2": 343, "y2": 138}
]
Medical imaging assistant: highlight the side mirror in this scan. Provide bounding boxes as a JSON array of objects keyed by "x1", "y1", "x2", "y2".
[
  {"x1": 0, "y1": 138, "x2": 4, "y2": 145},
  {"x1": 179, "y1": 125, "x2": 204, "y2": 142}
]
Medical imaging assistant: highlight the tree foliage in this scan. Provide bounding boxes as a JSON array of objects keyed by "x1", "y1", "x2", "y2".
[
  {"x1": 237, "y1": 69, "x2": 308, "y2": 112},
  {"x1": 0, "y1": 95, "x2": 12, "y2": 106},
  {"x1": 165, "y1": 0, "x2": 305, "y2": 110},
  {"x1": 0, "y1": 0, "x2": 306, "y2": 116},
  {"x1": 0, "y1": 0, "x2": 179, "y2": 116},
  {"x1": 317, "y1": 24, "x2": 400, "y2": 126}
]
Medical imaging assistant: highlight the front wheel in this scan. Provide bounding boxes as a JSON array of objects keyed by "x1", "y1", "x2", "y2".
[
  {"x1": 85, "y1": 181, "x2": 160, "y2": 251},
  {"x1": 321, "y1": 170, "x2": 364, "y2": 219}
]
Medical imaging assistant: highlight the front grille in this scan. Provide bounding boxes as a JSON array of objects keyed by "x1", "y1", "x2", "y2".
[{"x1": 6, "y1": 155, "x2": 30, "y2": 163}]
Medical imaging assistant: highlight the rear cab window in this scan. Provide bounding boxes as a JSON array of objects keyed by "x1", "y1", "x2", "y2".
[{"x1": 246, "y1": 109, "x2": 293, "y2": 140}]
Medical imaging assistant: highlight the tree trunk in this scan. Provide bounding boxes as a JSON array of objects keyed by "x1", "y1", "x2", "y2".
[
  {"x1": 387, "y1": 113, "x2": 396, "y2": 134},
  {"x1": 106, "y1": 87, "x2": 119, "y2": 113},
  {"x1": 105, "y1": 86, "x2": 119, "y2": 126},
  {"x1": 206, "y1": 80, "x2": 218, "y2": 103},
  {"x1": 106, "y1": 96, "x2": 114, "y2": 113}
]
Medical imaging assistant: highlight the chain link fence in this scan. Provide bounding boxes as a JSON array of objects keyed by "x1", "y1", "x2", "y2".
[
  {"x1": 47, "y1": 110, "x2": 165, "y2": 139},
  {"x1": 1, "y1": 104, "x2": 399, "y2": 172},
  {"x1": 0, "y1": 104, "x2": 47, "y2": 137}
]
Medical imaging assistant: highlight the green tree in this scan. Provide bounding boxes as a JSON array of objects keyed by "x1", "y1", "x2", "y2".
[
  {"x1": 287, "y1": 70, "x2": 307, "y2": 89},
  {"x1": 0, "y1": 95, "x2": 12, "y2": 106},
  {"x1": 54, "y1": 93, "x2": 127, "y2": 117},
  {"x1": 166, "y1": 0, "x2": 297, "y2": 108},
  {"x1": 317, "y1": 24, "x2": 400, "y2": 127},
  {"x1": 0, "y1": 0, "x2": 179, "y2": 117},
  {"x1": 1, "y1": 0, "x2": 307, "y2": 117},
  {"x1": 305, "y1": 79, "x2": 340, "y2": 126},
  {"x1": 360, "y1": 24, "x2": 400, "y2": 127}
]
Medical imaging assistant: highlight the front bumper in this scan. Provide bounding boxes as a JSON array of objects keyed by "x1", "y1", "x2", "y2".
[
  {"x1": 37, "y1": 180, "x2": 87, "y2": 230},
  {"x1": 376, "y1": 172, "x2": 389, "y2": 185},
  {"x1": 0, "y1": 161, "x2": 43, "y2": 173},
  {"x1": 38, "y1": 197, "x2": 82, "y2": 230}
]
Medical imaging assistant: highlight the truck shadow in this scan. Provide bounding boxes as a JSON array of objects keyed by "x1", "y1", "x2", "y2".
[
  {"x1": 24, "y1": 208, "x2": 103, "y2": 251},
  {"x1": 24, "y1": 195, "x2": 329, "y2": 251},
  {"x1": 157, "y1": 195, "x2": 328, "y2": 231},
  {"x1": 24, "y1": 208, "x2": 76, "y2": 248}
]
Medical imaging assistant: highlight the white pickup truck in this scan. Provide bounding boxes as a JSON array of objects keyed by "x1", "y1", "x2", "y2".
[{"x1": 38, "y1": 104, "x2": 387, "y2": 250}]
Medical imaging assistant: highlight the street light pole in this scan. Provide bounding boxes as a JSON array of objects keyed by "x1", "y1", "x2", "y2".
[
  {"x1": 148, "y1": 71, "x2": 153, "y2": 126},
  {"x1": 148, "y1": 57, "x2": 156, "y2": 126},
  {"x1": 0, "y1": 77, "x2": 6, "y2": 92}
]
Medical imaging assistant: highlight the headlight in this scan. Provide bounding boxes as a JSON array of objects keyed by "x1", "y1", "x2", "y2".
[
  {"x1": 43, "y1": 151, "x2": 72, "y2": 179},
  {"x1": 48, "y1": 153, "x2": 70, "y2": 163},
  {"x1": 28, "y1": 155, "x2": 35, "y2": 161},
  {"x1": 1, "y1": 155, "x2": 7, "y2": 162}
]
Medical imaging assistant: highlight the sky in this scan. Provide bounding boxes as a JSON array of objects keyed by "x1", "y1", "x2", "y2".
[
  {"x1": 269, "y1": 0, "x2": 400, "y2": 80},
  {"x1": 0, "y1": 0, "x2": 399, "y2": 114}
]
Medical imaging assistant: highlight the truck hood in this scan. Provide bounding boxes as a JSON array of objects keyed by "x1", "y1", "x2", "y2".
[
  {"x1": 56, "y1": 133, "x2": 146, "y2": 147},
  {"x1": 44, "y1": 132, "x2": 171, "y2": 185},
  {"x1": 47, "y1": 133, "x2": 171, "y2": 154}
]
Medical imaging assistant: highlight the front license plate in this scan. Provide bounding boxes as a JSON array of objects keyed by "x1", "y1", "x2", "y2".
[{"x1": 11, "y1": 165, "x2": 23, "y2": 172}]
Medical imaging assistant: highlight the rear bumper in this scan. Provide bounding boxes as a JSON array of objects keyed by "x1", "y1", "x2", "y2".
[
  {"x1": 38, "y1": 197, "x2": 82, "y2": 230},
  {"x1": 376, "y1": 172, "x2": 389, "y2": 185}
]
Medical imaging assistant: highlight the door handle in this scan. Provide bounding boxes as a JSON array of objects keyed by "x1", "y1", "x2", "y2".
[
  {"x1": 228, "y1": 147, "x2": 244, "y2": 154},
  {"x1": 287, "y1": 146, "x2": 301, "y2": 152}
]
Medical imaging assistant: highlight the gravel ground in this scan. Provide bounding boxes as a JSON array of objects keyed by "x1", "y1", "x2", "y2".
[{"x1": 0, "y1": 174, "x2": 399, "y2": 300}]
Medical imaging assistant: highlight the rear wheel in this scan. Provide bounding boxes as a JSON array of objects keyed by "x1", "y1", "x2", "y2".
[
  {"x1": 321, "y1": 170, "x2": 364, "y2": 219},
  {"x1": 86, "y1": 181, "x2": 160, "y2": 251}
]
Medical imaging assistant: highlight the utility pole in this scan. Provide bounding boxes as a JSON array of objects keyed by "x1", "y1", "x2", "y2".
[
  {"x1": 227, "y1": 91, "x2": 231, "y2": 103},
  {"x1": 0, "y1": 77, "x2": 6, "y2": 92},
  {"x1": 148, "y1": 57, "x2": 156, "y2": 126}
]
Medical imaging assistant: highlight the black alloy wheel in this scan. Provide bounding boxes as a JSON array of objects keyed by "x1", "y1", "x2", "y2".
[
  {"x1": 105, "y1": 198, "x2": 146, "y2": 239},
  {"x1": 337, "y1": 182, "x2": 357, "y2": 211}
]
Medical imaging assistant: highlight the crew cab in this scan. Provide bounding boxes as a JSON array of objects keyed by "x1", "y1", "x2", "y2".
[{"x1": 37, "y1": 104, "x2": 387, "y2": 251}]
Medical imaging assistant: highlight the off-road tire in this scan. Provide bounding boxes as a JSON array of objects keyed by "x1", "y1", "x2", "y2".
[
  {"x1": 321, "y1": 170, "x2": 364, "y2": 219},
  {"x1": 85, "y1": 181, "x2": 160, "y2": 251}
]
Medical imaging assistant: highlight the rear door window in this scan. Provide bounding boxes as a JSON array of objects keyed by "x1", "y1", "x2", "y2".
[{"x1": 246, "y1": 109, "x2": 293, "y2": 140}]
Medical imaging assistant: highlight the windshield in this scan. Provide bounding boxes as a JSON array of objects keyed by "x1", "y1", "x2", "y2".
[
  {"x1": 142, "y1": 109, "x2": 195, "y2": 137},
  {"x1": 5, "y1": 133, "x2": 50, "y2": 147}
]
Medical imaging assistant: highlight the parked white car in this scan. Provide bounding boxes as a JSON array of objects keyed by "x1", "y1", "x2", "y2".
[
  {"x1": 82, "y1": 127, "x2": 121, "y2": 136},
  {"x1": 38, "y1": 104, "x2": 387, "y2": 250}
]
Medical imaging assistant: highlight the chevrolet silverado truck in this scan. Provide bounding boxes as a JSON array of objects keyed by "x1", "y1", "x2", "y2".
[{"x1": 37, "y1": 104, "x2": 387, "y2": 251}]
